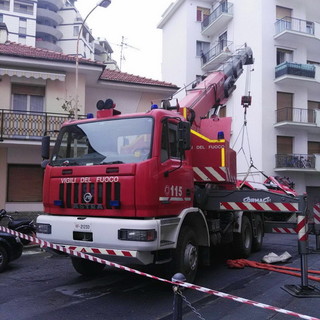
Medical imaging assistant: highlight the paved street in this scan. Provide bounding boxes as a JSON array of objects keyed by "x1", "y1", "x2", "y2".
[{"x1": 1, "y1": 233, "x2": 320, "y2": 320}]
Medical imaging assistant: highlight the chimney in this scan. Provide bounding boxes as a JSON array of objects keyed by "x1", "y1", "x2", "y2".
[{"x1": 0, "y1": 23, "x2": 8, "y2": 44}]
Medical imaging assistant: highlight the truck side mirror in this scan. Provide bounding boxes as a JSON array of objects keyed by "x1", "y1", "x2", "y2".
[
  {"x1": 41, "y1": 135, "x2": 50, "y2": 160},
  {"x1": 178, "y1": 121, "x2": 191, "y2": 151}
]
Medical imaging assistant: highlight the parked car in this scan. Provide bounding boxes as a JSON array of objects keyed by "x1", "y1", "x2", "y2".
[{"x1": 0, "y1": 231, "x2": 23, "y2": 272}]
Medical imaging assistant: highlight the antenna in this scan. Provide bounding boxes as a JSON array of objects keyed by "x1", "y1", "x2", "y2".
[{"x1": 116, "y1": 36, "x2": 139, "y2": 71}]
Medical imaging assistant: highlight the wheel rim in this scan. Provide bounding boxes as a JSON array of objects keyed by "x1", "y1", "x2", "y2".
[{"x1": 184, "y1": 243, "x2": 198, "y2": 271}]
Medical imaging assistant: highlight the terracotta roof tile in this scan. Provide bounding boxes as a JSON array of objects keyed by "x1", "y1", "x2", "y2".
[
  {"x1": 0, "y1": 41, "x2": 101, "y2": 66},
  {"x1": 100, "y1": 69, "x2": 178, "y2": 89},
  {"x1": 0, "y1": 41, "x2": 178, "y2": 89}
]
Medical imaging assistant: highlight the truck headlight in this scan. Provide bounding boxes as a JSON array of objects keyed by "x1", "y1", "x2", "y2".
[
  {"x1": 118, "y1": 229, "x2": 157, "y2": 242},
  {"x1": 36, "y1": 223, "x2": 52, "y2": 234}
]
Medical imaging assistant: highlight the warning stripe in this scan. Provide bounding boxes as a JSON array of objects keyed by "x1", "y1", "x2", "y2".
[
  {"x1": 67, "y1": 246, "x2": 136, "y2": 257},
  {"x1": 313, "y1": 204, "x2": 320, "y2": 224},
  {"x1": 0, "y1": 226, "x2": 319, "y2": 320},
  {"x1": 296, "y1": 216, "x2": 308, "y2": 241},
  {"x1": 272, "y1": 227, "x2": 296, "y2": 234},
  {"x1": 220, "y1": 202, "x2": 299, "y2": 212},
  {"x1": 193, "y1": 167, "x2": 226, "y2": 182}
]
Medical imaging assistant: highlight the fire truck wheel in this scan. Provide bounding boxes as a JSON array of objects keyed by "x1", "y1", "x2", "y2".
[
  {"x1": 0, "y1": 245, "x2": 9, "y2": 273},
  {"x1": 172, "y1": 225, "x2": 199, "y2": 283},
  {"x1": 232, "y1": 215, "x2": 252, "y2": 258},
  {"x1": 71, "y1": 257, "x2": 105, "y2": 276},
  {"x1": 252, "y1": 215, "x2": 264, "y2": 252}
]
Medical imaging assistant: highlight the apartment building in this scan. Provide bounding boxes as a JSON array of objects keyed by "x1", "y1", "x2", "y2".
[
  {"x1": 158, "y1": 0, "x2": 320, "y2": 206},
  {"x1": 0, "y1": 0, "x2": 115, "y2": 65}
]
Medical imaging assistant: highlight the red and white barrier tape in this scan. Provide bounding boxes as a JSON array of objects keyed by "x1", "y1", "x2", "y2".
[{"x1": 1, "y1": 225, "x2": 319, "y2": 320}]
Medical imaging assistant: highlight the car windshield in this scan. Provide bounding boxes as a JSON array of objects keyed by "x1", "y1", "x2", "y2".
[{"x1": 51, "y1": 117, "x2": 153, "y2": 166}]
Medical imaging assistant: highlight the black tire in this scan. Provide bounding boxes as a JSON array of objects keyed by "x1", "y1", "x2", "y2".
[
  {"x1": 252, "y1": 215, "x2": 264, "y2": 252},
  {"x1": 0, "y1": 245, "x2": 9, "y2": 273},
  {"x1": 71, "y1": 257, "x2": 105, "y2": 276},
  {"x1": 232, "y1": 215, "x2": 252, "y2": 258},
  {"x1": 171, "y1": 226, "x2": 199, "y2": 283}
]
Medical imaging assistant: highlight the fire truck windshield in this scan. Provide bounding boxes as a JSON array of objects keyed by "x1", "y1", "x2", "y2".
[{"x1": 51, "y1": 117, "x2": 153, "y2": 166}]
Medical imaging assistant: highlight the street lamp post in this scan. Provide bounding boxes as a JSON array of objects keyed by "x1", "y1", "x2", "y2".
[{"x1": 75, "y1": 0, "x2": 111, "y2": 119}]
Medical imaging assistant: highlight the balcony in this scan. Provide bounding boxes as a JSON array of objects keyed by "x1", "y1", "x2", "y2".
[
  {"x1": 36, "y1": 24, "x2": 63, "y2": 41},
  {"x1": 275, "y1": 62, "x2": 315, "y2": 78},
  {"x1": 37, "y1": 0, "x2": 64, "y2": 11},
  {"x1": 274, "y1": 17, "x2": 320, "y2": 55},
  {"x1": 274, "y1": 62, "x2": 318, "y2": 87},
  {"x1": 275, "y1": 154, "x2": 316, "y2": 171},
  {"x1": 37, "y1": 8, "x2": 63, "y2": 26},
  {"x1": 201, "y1": 2, "x2": 233, "y2": 37},
  {"x1": 0, "y1": 109, "x2": 84, "y2": 142},
  {"x1": 202, "y1": 41, "x2": 233, "y2": 71},
  {"x1": 275, "y1": 108, "x2": 320, "y2": 133},
  {"x1": 36, "y1": 40, "x2": 62, "y2": 53}
]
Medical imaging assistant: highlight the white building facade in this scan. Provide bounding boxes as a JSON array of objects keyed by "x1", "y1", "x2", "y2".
[{"x1": 158, "y1": 0, "x2": 320, "y2": 204}]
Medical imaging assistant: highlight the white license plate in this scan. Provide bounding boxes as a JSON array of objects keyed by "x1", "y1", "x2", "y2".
[{"x1": 74, "y1": 222, "x2": 92, "y2": 232}]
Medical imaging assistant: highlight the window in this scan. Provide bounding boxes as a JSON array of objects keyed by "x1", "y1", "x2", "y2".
[
  {"x1": 277, "y1": 136, "x2": 293, "y2": 154},
  {"x1": 308, "y1": 101, "x2": 320, "y2": 122},
  {"x1": 19, "y1": 18, "x2": 27, "y2": 35},
  {"x1": 308, "y1": 141, "x2": 320, "y2": 154},
  {"x1": 73, "y1": 26, "x2": 79, "y2": 37},
  {"x1": 306, "y1": 21, "x2": 314, "y2": 34},
  {"x1": 161, "y1": 121, "x2": 183, "y2": 162},
  {"x1": 14, "y1": 0, "x2": 34, "y2": 15},
  {"x1": 277, "y1": 48, "x2": 293, "y2": 65},
  {"x1": 12, "y1": 84, "x2": 45, "y2": 113},
  {"x1": 277, "y1": 91, "x2": 293, "y2": 121},
  {"x1": 219, "y1": 31, "x2": 228, "y2": 51},
  {"x1": 7, "y1": 164, "x2": 43, "y2": 202},
  {"x1": 51, "y1": 117, "x2": 153, "y2": 166},
  {"x1": 196, "y1": 7, "x2": 210, "y2": 22},
  {"x1": 0, "y1": 14, "x2": 3, "y2": 22},
  {"x1": 219, "y1": 106, "x2": 226, "y2": 118},
  {"x1": 276, "y1": 6, "x2": 292, "y2": 20},
  {"x1": 196, "y1": 41, "x2": 210, "y2": 56},
  {"x1": 18, "y1": 35, "x2": 26, "y2": 45},
  {"x1": 0, "y1": 0, "x2": 10, "y2": 11}
]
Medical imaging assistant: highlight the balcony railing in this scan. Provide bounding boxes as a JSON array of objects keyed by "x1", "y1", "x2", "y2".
[
  {"x1": 276, "y1": 107, "x2": 315, "y2": 124},
  {"x1": 275, "y1": 154, "x2": 315, "y2": 169},
  {"x1": 275, "y1": 16, "x2": 315, "y2": 36},
  {"x1": 201, "y1": 2, "x2": 233, "y2": 31},
  {"x1": 275, "y1": 62, "x2": 315, "y2": 79},
  {"x1": 0, "y1": 109, "x2": 84, "y2": 142},
  {"x1": 202, "y1": 41, "x2": 233, "y2": 68}
]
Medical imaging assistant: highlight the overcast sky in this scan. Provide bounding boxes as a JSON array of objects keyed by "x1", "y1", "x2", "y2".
[{"x1": 75, "y1": 0, "x2": 173, "y2": 80}]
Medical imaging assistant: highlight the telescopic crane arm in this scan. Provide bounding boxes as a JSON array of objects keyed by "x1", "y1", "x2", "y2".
[{"x1": 178, "y1": 45, "x2": 254, "y2": 128}]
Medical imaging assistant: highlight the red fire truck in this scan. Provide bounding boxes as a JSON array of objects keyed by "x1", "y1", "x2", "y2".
[{"x1": 37, "y1": 45, "x2": 305, "y2": 282}]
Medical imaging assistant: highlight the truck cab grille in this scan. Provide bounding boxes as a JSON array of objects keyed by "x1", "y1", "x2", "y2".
[{"x1": 59, "y1": 181, "x2": 121, "y2": 210}]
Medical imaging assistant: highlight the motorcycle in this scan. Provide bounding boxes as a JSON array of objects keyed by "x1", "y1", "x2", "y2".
[{"x1": 0, "y1": 209, "x2": 36, "y2": 245}]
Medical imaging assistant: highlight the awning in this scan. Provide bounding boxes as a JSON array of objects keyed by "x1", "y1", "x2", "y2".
[{"x1": 0, "y1": 68, "x2": 65, "y2": 81}]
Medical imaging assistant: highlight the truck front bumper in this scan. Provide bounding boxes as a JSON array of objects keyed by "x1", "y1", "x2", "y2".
[{"x1": 36, "y1": 215, "x2": 163, "y2": 265}]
